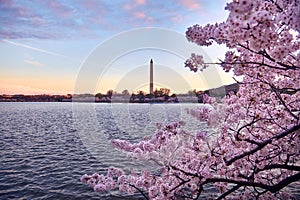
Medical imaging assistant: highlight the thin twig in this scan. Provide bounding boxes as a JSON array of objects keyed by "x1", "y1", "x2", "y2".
[{"x1": 129, "y1": 184, "x2": 149, "y2": 200}]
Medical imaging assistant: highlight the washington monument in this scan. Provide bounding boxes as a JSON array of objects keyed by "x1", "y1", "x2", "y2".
[{"x1": 150, "y1": 59, "x2": 154, "y2": 94}]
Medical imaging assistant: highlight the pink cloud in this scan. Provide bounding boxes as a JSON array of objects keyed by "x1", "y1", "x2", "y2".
[
  {"x1": 30, "y1": 16, "x2": 46, "y2": 26},
  {"x1": 82, "y1": 0, "x2": 107, "y2": 15},
  {"x1": 135, "y1": 0, "x2": 146, "y2": 5},
  {"x1": 47, "y1": 1, "x2": 73, "y2": 18},
  {"x1": 125, "y1": 0, "x2": 146, "y2": 11},
  {"x1": 134, "y1": 12, "x2": 146, "y2": 19},
  {"x1": 1, "y1": 0, "x2": 13, "y2": 7},
  {"x1": 124, "y1": 4, "x2": 132, "y2": 11},
  {"x1": 132, "y1": 11, "x2": 155, "y2": 24},
  {"x1": 171, "y1": 14, "x2": 184, "y2": 23},
  {"x1": 179, "y1": 0, "x2": 201, "y2": 10}
]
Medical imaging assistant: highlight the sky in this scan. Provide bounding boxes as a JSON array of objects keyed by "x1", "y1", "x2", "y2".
[{"x1": 0, "y1": 0, "x2": 233, "y2": 95}]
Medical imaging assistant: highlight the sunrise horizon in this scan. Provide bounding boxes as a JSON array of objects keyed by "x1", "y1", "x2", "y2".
[{"x1": 0, "y1": 0, "x2": 233, "y2": 96}]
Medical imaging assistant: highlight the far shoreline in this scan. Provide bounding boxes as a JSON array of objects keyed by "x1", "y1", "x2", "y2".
[{"x1": 0, "y1": 83, "x2": 239, "y2": 104}]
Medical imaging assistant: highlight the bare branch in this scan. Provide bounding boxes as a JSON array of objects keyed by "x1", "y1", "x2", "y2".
[
  {"x1": 270, "y1": 84, "x2": 299, "y2": 120},
  {"x1": 224, "y1": 124, "x2": 300, "y2": 166},
  {"x1": 216, "y1": 184, "x2": 242, "y2": 200},
  {"x1": 128, "y1": 184, "x2": 149, "y2": 200},
  {"x1": 204, "y1": 172, "x2": 300, "y2": 193},
  {"x1": 258, "y1": 164, "x2": 300, "y2": 172}
]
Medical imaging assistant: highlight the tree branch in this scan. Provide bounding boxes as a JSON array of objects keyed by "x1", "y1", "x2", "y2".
[
  {"x1": 268, "y1": 172, "x2": 300, "y2": 192},
  {"x1": 169, "y1": 178, "x2": 191, "y2": 192},
  {"x1": 224, "y1": 124, "x2": 300, "y2": 166},
  {"x1": 204, "y1": 172, "x2": 300, "y2": 193},
  {"x1": 258, "y1": 164, "x2": 300, "y2": 172},
  {"x1": 128, "y1": 184, "x2": 149, "y2": 200},
  {"x1": 271, "y1": 84, "x2": 299, "y2": 120},
  {"x1": 216, "y1": 184, "x2": 242, "y2": 200},
  {"x1": 237, "y1": 44, "x2": 299, "y2": 70}
]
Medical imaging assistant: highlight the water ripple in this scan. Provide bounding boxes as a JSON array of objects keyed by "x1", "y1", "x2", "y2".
[{"x1": 0, "y1": 102, "x2": 298, "y2": 199}]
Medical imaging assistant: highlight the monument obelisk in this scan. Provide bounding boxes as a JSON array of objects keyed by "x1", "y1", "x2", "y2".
[{"x1": 150, "y1": 59, "x2": 154, "y2": 94}]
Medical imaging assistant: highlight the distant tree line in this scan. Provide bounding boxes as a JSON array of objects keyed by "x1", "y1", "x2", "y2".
[
  {"x1": 129, "y1": 88, "x2": 178, "y2": 103},
  {"x1": 0, "y1": 83, "x2": 239, "y2": 103},
  {"x1": 0, "y1": 94, "x2": 72, "y2": 102},
  {"x1": 94, "y1": 83, "x2": 239, "y2": 103}
]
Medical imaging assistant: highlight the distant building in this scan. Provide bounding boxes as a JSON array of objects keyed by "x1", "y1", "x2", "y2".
[
  {"x1": 197, "y1": 83, "x2": 239, "y2": 103},
  {"x1": 224, "y1": 83, "x2": 239, "y2": 95}
]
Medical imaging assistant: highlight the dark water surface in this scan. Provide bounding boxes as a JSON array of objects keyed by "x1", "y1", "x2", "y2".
[
  {"x1": 0, "y1": 102, "x2": 202, "y2": 199},
  {"x1": 0, "y1": 102, "x2": 299, "y2": 199}
]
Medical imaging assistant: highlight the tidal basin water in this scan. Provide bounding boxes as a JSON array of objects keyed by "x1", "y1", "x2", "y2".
[
  {"x1": 0, "y1": 102, "x2": 207, "y2": 200},
  {"x1": 1, "y1": 102, "x2": 299, "y2": 199}
]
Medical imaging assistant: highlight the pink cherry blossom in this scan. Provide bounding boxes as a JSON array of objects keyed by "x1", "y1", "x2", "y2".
[
  {"x1": 94, "y1": 184, "x2": 106, "y2": 192},
  {"x1": 82, "y1": 0, "x2": 300, "y2": 199}
]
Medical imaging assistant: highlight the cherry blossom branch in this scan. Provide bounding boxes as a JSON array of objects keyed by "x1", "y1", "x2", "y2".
[
  {"x1": 224, "y1": 124, "x2": 300, "y2": 166},
  {"x1": 129, "y1": 184, "x2": 149, "y2": 200},
  {"x1": 238, "y1": 43, "x2": 299, "y2": 70},
  {"x1": 170, "y1": 163, "x2": 300, "y2": 199},
  {"x1": 188, "y1": 59, "x2": 298, "y2": 72},
  {"x1": 271, "y1": 84, "x2": 299, "y2": 120},
  {"x1": 242, "y1": 73, "x2": 298, "y2": 123},
  {"x1": 82, "y1": 1, "x2": 300, "y2": 199},
  {"x1": 216, "y1": 184, "x2": 241, "y2": 200},
  {"x1": 204, "y1": 172, "x2": 300, "y2": 193},
  {"x1": 170, "y1": 165, "x2": 199, "y2": 178},
  {"x1": 235, "y1": 118, "x2": 260, "y2": 141},
  {"x1": 169, "y1": 177, "x2": 191, "y2": 192},
  {"x1": 258, "y1": 164, "x2": 300, "y2": 172}
]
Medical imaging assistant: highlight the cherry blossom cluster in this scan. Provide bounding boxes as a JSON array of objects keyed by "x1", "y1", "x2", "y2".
[
  {"x1": 82, "y1": 0, "x2": 299, "y2": 199},
  {"x1": 183, "y1": 0, "x2": 299, "y2": 198},
  {"x1": 185, "y1": 0, "x2": 300, "y2": 69},
  {"x1": 81, "y1": 167, "x2": 122, "y2": 192},
  {"x1": 184, "y1": 53, "x2": 209, "y2": 72},
  {"x1": 82, "y1": 122, "x2": 215, "y2": 199}
]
